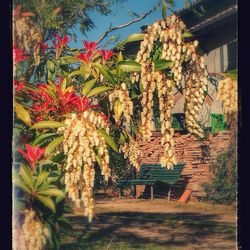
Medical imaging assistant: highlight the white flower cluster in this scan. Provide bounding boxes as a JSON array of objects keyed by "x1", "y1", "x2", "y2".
[
  {"x1": 14, "y1": 209, "x2": 49, "y2": 250},
  {"x1": 184, "y1": 56, "x2": 208, "y2": 138},
  {"x1": 217, "y1": 76, "x2": 237, "y2": 118},
  {"x1": 59, "y1": 111, "x2": 111, "y2": 222},
  {"x1": 135, "y1": 14, "x2": 208, "y2": 168},
  {"x1": 109, "y1": 83, "x2": 133, "y2": 124},
  {"x1": 120, "y1": 137, "x2": 140, "y2": 171},
  {"x1": 130, "y1": 72, "x2": 140, "y2": 83},
  {"x1": 157, "y1": 74, "x2": 177, "y2": 169},
  {"x1": 140, "y1": 62, "x2": 156, "y2": 139},
  {"x1": 13, "y1": 15, "x2": 42, "y2": 65}
]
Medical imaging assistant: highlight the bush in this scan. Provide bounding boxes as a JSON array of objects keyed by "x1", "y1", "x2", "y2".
[{"x1": 202, "y1": 142, "x2": 237, "y2": 205}]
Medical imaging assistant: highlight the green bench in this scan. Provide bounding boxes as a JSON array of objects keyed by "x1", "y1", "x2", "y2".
[{"x1": 117, "y1": 163, "x2": 185, "y2": 200}]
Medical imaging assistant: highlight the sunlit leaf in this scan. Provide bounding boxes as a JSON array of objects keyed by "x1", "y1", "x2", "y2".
[
  {"x1": 182, "y1": 30, "x2": 193, "y2": 38},
  {"x1": 19, "y1": 165, "x2": 33, "y2": 191},
  {"x1": 116, "y1": 51, "x2": 124, "y2": 79},
  {"x1": 225, "y1": 69, "x2": 237, "y2": 81},
  {"x1": 14, "y1": 101, "x2": 31, "y2": 127},
  {"x1": 45, "y1": 136, "x2": 64, "y2": 156},
  {"x1": 97, "y1": 128, "x2": 118, "y2": 152},
  {"x1": 32, "y1": 133, "x2": 58, "y2": 146},
  {"x1": 36, "y1": 195, "x2": 56, "y2": 213},
  {"x1": 82, "y1": 79, "x2": 96, "y2": 96},
  {"x1": 117, "y1": 33, "x2": 145, "y2": 48},
  {"x1": 117, "y1": 60, "x2": 141, "y2": 72},
  {"x1": 35, "y1": 172, "x2": 49, "y2": 189},
  {"x1": 14, "y1": 177, "x2": 31, "y2": 193},
  {"x1": 162, "y1": 0, "x2": 167, "y2": 18},
  {"x1": 38, "y1": 188, "x2": 65, "y2": 198},
  {"x1": 113, "y1": 99, "x2": 123, "y2": 121},
  {"x1": 30, "y1": 121, "x2": 65, "y2": 130},
  {"x1": 47, "y1": 60, "x2": 55, "y2": 74},
  {"x1": 87, "y1": 86, "x2": 113, "y2": 97},
  {"x1": 94, "y1": 63, "x2": 116, "y2": 85},
  {"x1": 154, "y1": 59, "x2": 173, "y2": 71}
]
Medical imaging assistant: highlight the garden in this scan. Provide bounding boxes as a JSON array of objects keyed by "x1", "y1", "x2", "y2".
[{"x1": 12, "y1": 0, "x2": 237, "y2": 249}]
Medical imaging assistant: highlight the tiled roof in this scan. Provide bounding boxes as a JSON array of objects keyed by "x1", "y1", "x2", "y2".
[{"x1": 189, "y1": 4, "x2": 237, "y2": 32}]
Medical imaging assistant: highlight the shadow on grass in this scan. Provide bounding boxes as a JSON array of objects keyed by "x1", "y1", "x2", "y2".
[{"x1": 60, "y1": 211, "x2": 236, "y2": 250}]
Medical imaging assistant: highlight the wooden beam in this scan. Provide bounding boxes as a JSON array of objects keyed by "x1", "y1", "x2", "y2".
[{"x1": 150, "y1": 186, "x2": 154, "y2": 200}]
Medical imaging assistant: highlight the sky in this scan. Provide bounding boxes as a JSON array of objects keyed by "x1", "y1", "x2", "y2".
[{"x1": 69, "y1": 0, "x2": 185, "y2": 49}]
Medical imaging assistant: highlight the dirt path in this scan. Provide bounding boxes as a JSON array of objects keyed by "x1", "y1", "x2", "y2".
[{"x1": 62, "y1": 199, "x2": 237, "y2": 250}]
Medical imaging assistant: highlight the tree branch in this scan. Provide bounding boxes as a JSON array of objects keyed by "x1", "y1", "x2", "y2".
[{"x1": 96, "y1": 1, "x2": 161, "y2": 45}]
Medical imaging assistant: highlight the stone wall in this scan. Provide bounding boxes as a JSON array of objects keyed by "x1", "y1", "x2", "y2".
[{"x1": 136, "y1": 131, "x2": 232, "y2": 200}]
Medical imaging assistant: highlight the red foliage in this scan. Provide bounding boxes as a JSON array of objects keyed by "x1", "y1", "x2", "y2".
[
  {"x1": 13, "y1": 45, "x2": 30, "y2": 64},
  {"x1": 98, "y1": 49, "x2": 113, "y2": 63},
  {"x1": 18, "y1": 144, "x2": 46, "y2": 169}
]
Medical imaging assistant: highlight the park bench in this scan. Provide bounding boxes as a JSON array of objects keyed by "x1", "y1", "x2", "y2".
[{"x1": 117, "y1": 163, "x2": 185, "y2": 200}]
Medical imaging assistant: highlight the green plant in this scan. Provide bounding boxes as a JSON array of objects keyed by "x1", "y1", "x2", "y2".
[{"x1": 202, "y1": 143, "x2": 237, "y2": 204}]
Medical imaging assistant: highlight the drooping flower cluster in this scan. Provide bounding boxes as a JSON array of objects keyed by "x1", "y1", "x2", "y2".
[
  {"x1": 120, "y1": 136, "x2": 140, "y2": 171},
  {"x1": 109, "y1": 83, "x2": 133, "y2": 124},
  {"x1": 14, "y1": 209, "x2": 49, "y2": 250},
  {"x1": 157, "y1": 74, "x2": 177, "y2": 168},
  {"x1": 58, "y1": 111, "x2": 111, "y2": 222},
  {"x1": 217, "y1": 76, "x2": 237, "y2": 118},
  {"x1": 184, "y1": 56, "x2": 208, "y2": 137},
  {"x1": 135, "y1": 14, "x2": 208, "y2": 168},
  {"x1": 13, "y1": 6, "x2": 43, "y2": 65}
]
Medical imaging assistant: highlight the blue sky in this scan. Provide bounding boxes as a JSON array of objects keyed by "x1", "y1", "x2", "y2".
[{"x1": 69, "y1": 0, "x2": 184, "y2": 49}]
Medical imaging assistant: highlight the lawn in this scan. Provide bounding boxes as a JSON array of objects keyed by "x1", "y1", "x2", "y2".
[{"x1": 60, "y1": 199, "x2": 236, "y2": 250}]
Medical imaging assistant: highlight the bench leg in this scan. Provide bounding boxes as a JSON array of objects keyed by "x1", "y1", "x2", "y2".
[
  {"x1": 168, "y1": 187, "x2": 171, "y2": 201},
  {"x1": 150, "y1": 186, "x2": 154, "y2": 200},
  {"x1": 118, "y1": 187, "x2": 122, "y2": 199}
]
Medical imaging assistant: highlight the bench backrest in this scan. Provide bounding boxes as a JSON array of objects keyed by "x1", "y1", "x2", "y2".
[{"x1": 136, "y1": 163, "x2": 185, "y2": 185}]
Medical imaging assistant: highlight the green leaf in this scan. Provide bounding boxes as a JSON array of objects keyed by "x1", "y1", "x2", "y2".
[
  {"x1": 67, "y1": 70, "x2": 85, "y2": 78},
  {"x1": 32, "y1": 133, "x2": 58, "y2": 146},
  {"x1": 38, "y1": 188, "x2": 65, "y2": 198},
  {"x1": 98, "y1": 128, "x2": 118, "y2": 152},
  {"x1": 14, "y1": 177, "x2": 31, "y2": 193},
  {"x1": 96, "y1": 154, "x2": 102, "y2": 168},
  {"x1": 45, "y1": 135, "x2": 64, "y2": 156},
  {"x1": 36, "y1": 195, "x2": 56, "y2": 213},
  {"x1": 225, "y1": 69, "x2": 237, "y2": 81},
  {"x1": 57, "y1": 217, "x2": 73, "y2": 232},
  {"x1": 51, "y1": 152, "x2": 65, "y2": 163},
  {"x1": 35, "y1": 172, "x2": 49, "y2": 189},
  {"x1": 154, "y1": 59, "x2": 173, "y2": 71},
  {"x1": 116, "y1": 51, "x2": 124, "y2": 79},
  {"x1": 30, "y1": 121, "x2": 65, "y2": 130},
  {"x1": 56, "y1": 56, "x2": 80, "y2": 65},
  {"x1": 162, "y1": 0, "x2": 167, "y2": 18},
  {"x1": 14, "y1": 101, "x2": 31, "y2": 127},
  {"x1": 117, "y1": 60, "x2": 141, "y2": 72},
  {"x1": 79, "y1": 62, "x2": 91, "y2": 80},
  {"x1": 87, "y1": 86, "x2": 113, "y2": 97},
  {"x1": 182, "y1": 30, "x2": 193, "y2": 38},
  {"x1": 118, "y1": 33, "x2": 145, "y2": 47},
  {"x1": 94, "y1": 63, "x2": 116, "y2": 85},
  {"x1": 82, "y1": 79, "x2": 97, "y2": 96},
  {"x1": 113, "y1": 99, "x2": 123, "y2": 121},
  {"x1": 19, "y1": 165, "x2": 33, "y2": 191},
  {"x1": 47, "y1": 60, "x2": 55, "y2": 74}
]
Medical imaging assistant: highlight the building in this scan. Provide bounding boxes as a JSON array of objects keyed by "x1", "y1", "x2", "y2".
[
  {"x1": 122, "y1": 0, "x2": 237, "y2": 200},
  {"x1": 123, "y1": 0, "x2": 237, "y2": 129}
]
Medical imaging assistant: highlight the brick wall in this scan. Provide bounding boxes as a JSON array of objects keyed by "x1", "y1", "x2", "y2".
[{"x1": 136, "y1": 131, "x2": 232, "y2": 200}]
